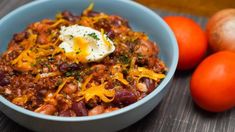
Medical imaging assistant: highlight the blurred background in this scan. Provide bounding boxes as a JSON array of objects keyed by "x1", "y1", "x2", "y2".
[{"x1": 136, "y1": 0, "x2": 235, "y2": 16}]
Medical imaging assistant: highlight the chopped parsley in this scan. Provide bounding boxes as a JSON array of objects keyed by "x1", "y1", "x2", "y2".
[
  {"x1": 76, "y1": 74, "x2": 83, "y2": 82},
  {"x1": 65, "y1": 70, "x2": 82, "y2": 78},
  {"x1": 65, "y1": 71, "x2": 73, "y2": 77},
  {"x1": 87, "y1": 33, "x2": 99, "y2": 40},
  {"x1": 31, "y1": 63, "x2": 36, "y2": 67},
  {"x1": 44, "y1": 63, "x2": 51, "y2": 70},
  {"x1": 68, "y1": 35, "x2": 73, "y2": 40},
  {"x1": 119, "y1": 55, "x2": 131, "y2": 64},
  {"x1": 137, "y1": 53, "x2": 144, "y2": 59},
  {"x1": 55, "y1": 79, "x2": 63, "y2": 87}
]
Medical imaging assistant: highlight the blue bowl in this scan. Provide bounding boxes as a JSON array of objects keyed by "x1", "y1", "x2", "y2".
[{"x1": 0, "y1": 0, "x2": 178, "y2": 131}]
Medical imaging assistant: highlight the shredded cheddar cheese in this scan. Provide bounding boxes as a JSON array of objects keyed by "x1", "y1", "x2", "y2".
[
  {"x1": 12, "y1": 31, "x2": 38, "y2": 71},
  {"x1": 83, "y1": 2, "x2": 94, "y2": 15},
  {"x1": 54, "y1": 77, "x2": 74, "y2": 96},
  {"x1": 49, "y1": 19, "x2": 69, "y2": 28},
  {"x1": 82, "y1": 75, "x2": 93, "y2": 91},
  {"x1": 79, "y1": 82, "x2": 115, "y2": 103},
  {"x1": 110, "y1": 64, "x2": 129, "y2": 85},
  {"x1": 11, "y1": 28, "x2": 63, "y2": 71},
  {"x1": 79, "y1": 14, "x2": 108, "y2": 28},
  {"x1": 78, "y1": 74, "x2": 115, "y2": 103},
  {"x1": 11, "y1": 49, "x2": 36, "y2": 70},
  {"x1": 113, "y1": 72, "x2": 129, "y2": 85},
  {"x1": 35, "y1": 72, "x2": 61, "y2": 81},
  {"x1": 101, "y1": 28, "x2": 111, "y2": 48},
  {"x1": 129, "y1": 67, "x2": 165, "y2": 82},
  {"x1": 12, "y1": 95, "x2": 28, "y2": 105},
  {"x1": 130, "y1": 57, "x2": 137, "y2": 69}
]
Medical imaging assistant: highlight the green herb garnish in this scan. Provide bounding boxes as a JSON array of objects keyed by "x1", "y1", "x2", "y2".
[
  {"x1": 65, "y1": 71, "x2": 73, "y2": 77},
  {"x1": 44, "y1": 63, "x2": 51, "y2": 70},
  {"x1": 31, "y1": 63, "x2": 36, "y2": 67},
  {"x1": 119, "y1": 55, "x2": 131, "y2": 64},
  {"x1": 88, "y1": 33, "x2": 99, "y2": 40},
  {"x1": 55, "y1": 79, "x2": 63, "y2": 86},
  {"x1": 137, "y1": 53, "x2": 144, "y2": 59},
  {"x1": 68, "y1": 35, "x2": 73, "y2": 40}
]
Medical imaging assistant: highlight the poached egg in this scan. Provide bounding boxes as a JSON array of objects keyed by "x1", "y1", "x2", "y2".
[{"x1": 59, "y1": 25, "x2": 115, "y2": 63}]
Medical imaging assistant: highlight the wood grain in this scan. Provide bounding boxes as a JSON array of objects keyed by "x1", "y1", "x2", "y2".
[
  {"x1": 0, "y1": 0, "x2": 235, "y2": 132},
  {"x1": 136, "y1": 0, "x2": 235, "y2": 16}
]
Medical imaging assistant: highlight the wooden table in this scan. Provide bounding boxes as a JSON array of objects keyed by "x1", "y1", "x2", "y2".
[
  {"x1": 137, "y1": 0, "x2": 235, "y2": 16},
  {"x1": 0, "y1": 0, "x2": 235, "y2": 132}
]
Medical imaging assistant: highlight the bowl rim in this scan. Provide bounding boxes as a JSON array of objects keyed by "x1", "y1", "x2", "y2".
[{"x1": 0, "y1": 0, "x2": 178, "y2": 122}]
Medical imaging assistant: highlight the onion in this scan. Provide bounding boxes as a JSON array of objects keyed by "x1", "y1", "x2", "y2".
[{"x1": 206, "y1": 9, "x2": 235, "y2": 52}]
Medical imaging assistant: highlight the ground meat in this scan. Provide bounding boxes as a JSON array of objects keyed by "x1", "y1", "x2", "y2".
[
  {"x1": 61, "y1": 11, "x2": 80, "y2": 22},
  {"x1": 13, "y1": 31, "x2": 28, "y2": 43},
  {"x1": 0, "y1": 71, "x2": 10, "y2": 86},
  {"x1": 94, "y1": 18, "x2": 112, "y2": 32}
]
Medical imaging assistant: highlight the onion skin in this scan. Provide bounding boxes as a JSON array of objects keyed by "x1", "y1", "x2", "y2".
[{"x1": 206, "y1": 9, "x2": 235, "y2": 53}]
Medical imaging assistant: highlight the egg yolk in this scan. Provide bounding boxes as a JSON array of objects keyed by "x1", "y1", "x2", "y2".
[{"x1": 65, "y1": 37, "x2": 90, "y2": 63}]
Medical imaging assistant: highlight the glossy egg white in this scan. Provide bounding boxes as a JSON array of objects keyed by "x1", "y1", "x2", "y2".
[{"x1": 59, "y1": 25, "x2": 115, "y2": 62}]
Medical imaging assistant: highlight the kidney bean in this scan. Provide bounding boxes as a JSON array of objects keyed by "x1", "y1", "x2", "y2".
[
  {"x1": 61, "y1": 11, "x2": 73, "y2": 17},
  {"x1": 34, "y1": 104, "x2": 56, "y2": 115},
  {"x1": 110, "y1": 15, "x2": 129, "y2": 27},
  {"x1": 106, "y1": 81, "x2": 115, "y2": 90},
  {"x1": 107, "y1": 30, "x2": 115, "y2": 39},
  {"x1": 59, "y1": 63, "x2": 80, "y2": 73},
  {"x1": 88, "y1": 105, "x2": 105, "y2": 116},
  {"x1": 0, "y1": 71, "x2": 10, "y2": 86},
  {"x1": 113, "y1": 89, "x2": 137, "y2": 106},
  {"x1": 94, "y1": 19, "x2": 111, "y2": 32},
  {"x1": 86, "y1": 11, "x2": 100, "y2": 17},
  {"x1": 112, "y1": 20, "x2": 122, "y2": 27},
  {"x1": 58, "y1": 63, "x2": 70, "y2": 72},
  {"x1": 0, "y1": 72, "x2": 5, "y2": 79},
  {"x1": 110, "y1": 16, "x2": 122, "y2": 27},
  {"x1": 0, "y1": 78, "x2": 10, "y2": 86},
  {"x1": 61, "y1": 11, "x2": 76, "y2": 22},
  {"x1": 13, "y1": 31, "x2": 28, "y2": 43},
  {"x1": 69, "y1": 63, "x2": 80, "y2": 71},
  {"x1": 71, "y1": 101, "x2": 88, "y2": 116},
  {"x1": 144, "y1": 78, "x2": 156, "y2": 94}
]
